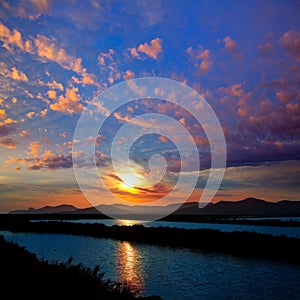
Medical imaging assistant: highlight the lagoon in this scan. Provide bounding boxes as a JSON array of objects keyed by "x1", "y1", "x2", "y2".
[{"x1": 2, "y1": 230, "x2": 300, "y2": 300}]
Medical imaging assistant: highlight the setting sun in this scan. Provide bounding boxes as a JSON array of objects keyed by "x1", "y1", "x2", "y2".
[{"x1": 119, "y1": 173, "x2": 143, "y2": 194}]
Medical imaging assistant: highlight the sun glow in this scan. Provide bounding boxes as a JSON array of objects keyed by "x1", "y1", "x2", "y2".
[{"x1": 119, "y1": 173, "x2": 143, "y2": 194}]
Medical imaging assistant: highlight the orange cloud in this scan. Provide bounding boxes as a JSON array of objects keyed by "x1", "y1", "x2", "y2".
[
  {"x1": 19, "y1": 130, "x2": 30, "y2": 138},
  {"x1": 0, "y1": 21, "x2": 24, "y2": 52},
  {"x1": 10, "y1": 67, "x2": 28, "y2": 81},
  {"x1": 113, "y1": 112, "x2": 131, "y2": 123},
  {"x1": 0, "y1": 109, "x2": 6, "y2": 119},
  {"x1": 47, "y1": 90, "x2": 57, "y2": 99},
  {"x1": 72, "y1": 73, "x2": 98, "y2": 87},
  {"x1": 28, "y1": 141, "x2": 41, "y2": 158},
  {"x1": 0, "y1": 22, "x2": 92, "y2": 76},
  {"x1": 26, "y1": 111, "x2": 35, "y2": 119},
  {"x1": 138, "y1": 38, "x2": 162, "y2": 59},
  {"x1": 129, "y1": 38, "x2": 163, "y2": 60},
  {"x1": 40, "y1": 108, "x2": 48, "y2": 118},
  {"x1": 123, "y1": 70, "x2": 135, "y2": 80},
  {"x1": 128, "y1": 47, "x2": 140, "y2": 58},
  {"x1": 3, "y1": 118, "x2": 18, "y2": 124},
  {"x1": 49, "y1": 87, "x2": 84, "y2": 114},
  {"x1": 159, "y1": 135, "x2": 168, "y2": 143},
  {"x1": 33, "y1": 34, "x2": 83, "y2": 73},
  {"x1": 0, "y1": 64, "x2": 28, "y2": 82},
  {"x1": 38, "y1": 79, "x2": 64, "y2": 90}
]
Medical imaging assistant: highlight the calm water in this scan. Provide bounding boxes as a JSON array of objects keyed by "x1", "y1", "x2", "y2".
[
  {"x1": 37, "y1": 218, "x2": 300, "y2": 238},
  {"x1": 2, "y1": 231, "x2": 300, "y2": 300}
]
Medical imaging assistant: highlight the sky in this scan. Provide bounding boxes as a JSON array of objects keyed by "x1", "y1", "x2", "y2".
[{"x1": 0, "y1": 0, "x2": 300, "y2": 213}]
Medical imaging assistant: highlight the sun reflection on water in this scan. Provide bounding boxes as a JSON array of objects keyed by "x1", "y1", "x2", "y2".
[
  {"x1": 117, "y1": 241, "x2": 144, "y2": 291},
  {"x1": 116, "y1": 219, "x2": 145, "y2": 226}
]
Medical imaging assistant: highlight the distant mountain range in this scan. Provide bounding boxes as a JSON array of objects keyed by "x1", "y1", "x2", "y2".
[{"x1": 9, "y1": 197, "x2": 300, "y2": 217}]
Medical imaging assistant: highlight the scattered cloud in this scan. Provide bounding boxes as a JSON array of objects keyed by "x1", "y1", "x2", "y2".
[
  {"x1": 0, "y1": 22, "x2": 93, "y2": 76},
  {"x1": 38, "y1": 79, "x2": 64, "y2": 91},
  {"x1": 0, "y1": 137, "x2": 17, "y2": 148},
  {"x1": 9, "y1": 67, "x2": 28, "y2": 81},
  {"x1": 0, "y1": 64, "x2": 28, "y2": 82},
  {"x1": 0, "y1": 109, "x2": 6, "y2": 119},
  {"x1": 28, "y1": 141, "x2": 41, "y2": 158},
  {"x1": 186, "y1": 46, "x2": 212, "y2": 74},
  {"x1": 19, "y1": 130, "x2": 30, "y2": 137},
  {"x1": 279, "y1": 29, "x2": 300, "y2": 61},
  {"x1": 26, "y1": 111, "x2": 35, "y2": 119},
  {"x1": 219, "y1": 83, "x2": 252, "y2": 117},
  {"x1": 49, "y1": 87, "x2": 84, "y2": 114},
  {"x1": 258, "y1": 42, "x2": 273, "y2": 54},
  {"x1": 47, "y1": 90, "x2": 57, "y2": 99},
  {"x1": 223, "y1": 36, "x2": 242, "y2": 59},
  {"x1": 123, "y1": 70, "x2": 135, "y2": 80},
  {"x1": 129, "y1": 38, "x2": 163, "y2": 59}
]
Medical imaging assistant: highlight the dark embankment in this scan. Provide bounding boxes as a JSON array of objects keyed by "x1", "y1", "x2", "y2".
[
  {"x1": 0, "y1": 235, "x2": 162, "y2": 300},
  {"x1": 1, "y1": 216, "x2": 300, "y2": 264}
]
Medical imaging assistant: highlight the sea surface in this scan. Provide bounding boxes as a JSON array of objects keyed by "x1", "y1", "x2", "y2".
[{"x1": 1, "y1": 230, "x2": 300, "y2": 300}]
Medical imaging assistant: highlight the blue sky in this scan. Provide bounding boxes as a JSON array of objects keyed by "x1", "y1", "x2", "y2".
[{"x1": 0, "y1": 0, "x2": 299, "y2": 212}]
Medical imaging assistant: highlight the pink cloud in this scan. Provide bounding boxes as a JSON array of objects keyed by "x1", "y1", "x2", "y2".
[
  {"x1": 223, "y1": 36, "x2": 242, "y2": 60},
  {"x1": 258, "y1": 42, "x2": 272, "y2": 52},
  {"x1": 279, "y1": 29, "x2": 300, "y2": 61},
  {"x1": 276, "y1": 90, "x2": 294, "y2": 103},
  {"x1": 123, "y1": 70, "x2": 135, "y2": 80},
  {"x1": 186, "y1": 46, "x2": 212, "y2": 74}
]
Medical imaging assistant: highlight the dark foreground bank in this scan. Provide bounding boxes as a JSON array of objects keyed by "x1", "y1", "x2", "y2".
[
  {"x1": 1, "y1": 216, "x2": 300, "y2": 264},
  {"x1": 0, "y1": 235, "x2": 162, "y2": 300}
]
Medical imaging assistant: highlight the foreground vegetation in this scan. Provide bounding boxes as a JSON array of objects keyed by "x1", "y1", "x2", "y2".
[
  {"x1": 0, "y1": 235, "x2": 162, "y2": 300},
  {"x1": 1, "y1": 216, "x2": 300, "y2": 264}
]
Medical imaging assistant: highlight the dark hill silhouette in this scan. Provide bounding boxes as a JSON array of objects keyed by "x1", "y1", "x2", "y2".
[
  {"x1": 9, "y1": 204, "x2": 78, "y2": 214},
  {"x1": 174, "y1": 198, "x2": 300, "y2": 216},
  {"x1": 9, "y1": 198, "x2": 300, "y2": 217}
]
